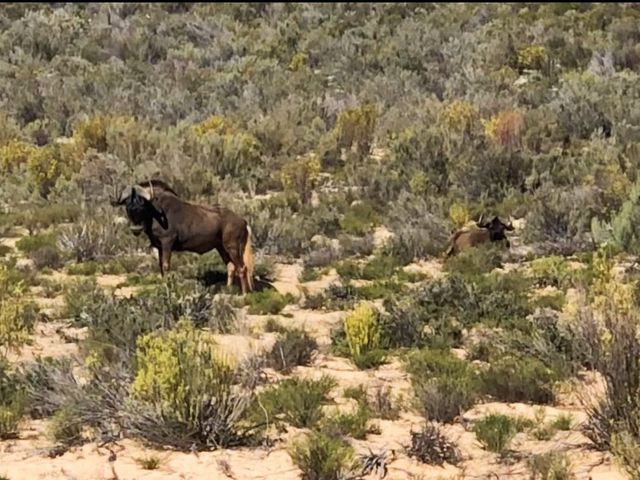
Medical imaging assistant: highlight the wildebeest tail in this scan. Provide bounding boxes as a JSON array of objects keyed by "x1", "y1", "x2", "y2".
[{"x1": 243, "y1": 224, "x2": 255, "y2": 292}]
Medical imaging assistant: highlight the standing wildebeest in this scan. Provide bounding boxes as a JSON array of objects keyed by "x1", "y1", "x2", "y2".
[
  {"x1": 445, "y1": 215, "x2": 515, "y2": 257},
  {"x1": 112, "y1": 182, "x2": 255, "y2": 294}
]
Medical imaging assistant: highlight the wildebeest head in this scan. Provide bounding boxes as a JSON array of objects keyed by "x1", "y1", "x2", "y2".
[
  {"x1": 476, "y1": 214, "x2": 515, "y2": 242},
  {"x1": 111, "y1": 184, "x2": 167, "y2": 236}
]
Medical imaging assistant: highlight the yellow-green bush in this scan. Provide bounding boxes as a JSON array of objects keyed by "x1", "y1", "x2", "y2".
[
  {"x1": 334, "y1": 103, "x2": 378, "y2": 159},
  {"x1": 26, "y1": 143, "x2": 79, "y2": 199},
  {"x1": 0, "y1": 139, "x2": 35, "y2": 173},
  {"x1": 344, "y1": 303, "x2": 385, "y2": 369},
  {"x1": 132, "y1": 320, "x2": 234, "y2": 424},
  {"x1": 280, "y1": 153, "x2": 321, "y2": 205},
  {"x1": 517, "y1": 45, "x2": 548, "y2": 71},
  {"x1": 73, "y1": 115, "x2": 137, "y2": 152},
  {"x1": 0, "y1": 265, "x2": 37, "y2": 358},
  {"x1": 441, "y1": 100, "x2": 477, "y2": 135}
]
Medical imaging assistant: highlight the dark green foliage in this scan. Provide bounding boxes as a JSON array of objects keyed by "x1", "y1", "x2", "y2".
[
  {"x1": 406, "y1": 349, "x2": 479, "y2": 423},
  {"x1": 472, "y1": 414, "x2": 518, "y2": 454},
  {"x1": 288, "y1": 431, "x2": 359, "y2": 480},
  {"x1": 443, "y1": 243, "x2": 504, "y2": 278},
  {"x1": 480, "y1": 355, "x2": 558, "y2": 404},
  {"x1": 244, "y1": 290, "x2": 294, "y2": 315},
  {"x1": 252, "y1": 376, "x2": 336, "y2": 429},
  {"x1": 321, "y1": 404, "x2": 377, "y2": 440},
  {"x1": 339, "y1": 201, "x2": 380, "y2": 236}
]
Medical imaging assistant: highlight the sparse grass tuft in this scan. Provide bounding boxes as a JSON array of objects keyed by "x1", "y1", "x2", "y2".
[
  {"x1": 472, "y1": 414, "x2": 517, "y2": 455},
  {"x1": 528, "y1": 451, "x2": 575, "y2": 480},
  {"x1": 288, "y1": 431, "x2": 360, "y2": 480},
  {"x1": 244, "y1": 290, "x2": 294, "y2": 315},
  {"x1": 135, "y1": 455, "x2": 163, "y2": 470}
]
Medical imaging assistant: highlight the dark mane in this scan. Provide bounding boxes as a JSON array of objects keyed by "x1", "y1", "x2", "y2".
[{"x1": 137, "y1": 179, "x2": 179, "y2": 196}]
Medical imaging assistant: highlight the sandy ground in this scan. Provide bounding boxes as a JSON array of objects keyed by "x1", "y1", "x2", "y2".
[{"x1": 0, "y1": 227, "x2": 629, "y2": 480}]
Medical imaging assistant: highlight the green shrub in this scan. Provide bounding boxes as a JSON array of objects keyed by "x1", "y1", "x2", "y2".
[
  {"x1": 407, "y1": 423, "x2": 461, "y2": 466},
  {"x1": 0, "y1": 360, "x2": 24, "y2": 440},
  {"x1": 527, "y1": 451, "x2": 576, "y2": 480},
  {"x1": 532, "y1": 291, "x2": 566, "y2": 311},
  {"x1": 15, "y1": 231, "x2": 58, "y2": 254},
  {"x1": 339, "y1": 201, "x2": 380, "y2": 236},
  {"x1": 480, "y1": 355, "x2": 558, "y2": 404},
  {"x1": 321, "y1": 404, "x2": 377, "y2": 440},
  {"x1": 288, "y1": 431, "x2": 360, "y2": 480},
  {"x1": 551, "y1": 413, "x2": 574, "y2": 431},
  {"x1": 0, "y1": 264, "x2": 38, "y2": 357},
  {"x1": 128, "y1": 320, "x2": 259, "y2": 449},
  {"x1": 360, "y1": 255, "x2": 402, "y2": 280},
  {"x1": 381, "y1": 275, "x2": 478, "y2": 349},
  {"x1": 267, "y1": 326, "x2": 318, "y2": 373},
  {"x1": 343, "y1": 303, "x2": 386, "y2": 369},
  {"x1": 528, "y1": 256, "x2": 574, "y2": 289},
  {"x1": 47, "y1": 404, "x2": 83, "y2": 446},
  {"x1": 406, "y1": 349, "x2": 479, "y2": 423},
  {"x1": 472, "y1": 414, "x2": 517, "y2": 455},
  {"x1": 444, "y1": 243, "x2": 504, "y2": 278},
  {"x1": 253, "y1": 375, "x2": 336, "y2": 429},
  {"x1": 244, "y1": 289, "x2": 294, "y2": 315}
]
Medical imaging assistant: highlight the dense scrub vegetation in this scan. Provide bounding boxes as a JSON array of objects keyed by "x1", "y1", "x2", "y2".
[{"x1": 1, "y1": 3, "x2": 640, "y2": 478}]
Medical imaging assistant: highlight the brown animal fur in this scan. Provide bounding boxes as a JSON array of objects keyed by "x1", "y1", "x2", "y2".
[
  {"x1": 445, "y1": 216, "x2": 514, "y2": 257},
  {"x1": 115, "y1": 183, "x2": 254, "y2": 294}
]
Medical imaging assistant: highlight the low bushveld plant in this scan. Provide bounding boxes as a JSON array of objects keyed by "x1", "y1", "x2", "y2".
[
  {"x1": 370, "y1": 385, "x2": 401, "y2": 421},
  {"x1": 480, "y1": 355, "x2": 558, "y2": 404},
  {"x1": 135, "y1": 455, "x2": 163, "y2": 470},
  {"x1": 0, "y1": 360, "x2": 25, "y2": 439},
  {"x1": 527, "y1": 451, "x2": 576, "y2": 480},
  {"x1": 321, "y1": 403, "x2": 378, "y2": 440},
  {"x1": 244, "y1": 289, "x2": 294, "y2": 315},
  {"x1": 443, "y1": 243, "x2": 504, "y2": 278},
  {"x1": 527, "y1": 256, "x2": 575, "y2": 289},
  {"x1": 47, "y1": 404, "x2": 83, "y2": 446},
  {"x1": 343, "y1": 303, "x2": 386, "y2": 369},
  {"x1": 0, "y1": 264, "x2": 39, "y2": 357},
  {"x1": 15, "y1": 231, "x2": 58, "y2": 254},
  {"x1": 552, "y1": 413, "x2": 574, "y2": 431},
  {"x1": 407, "y1": 423, "x2": 461, "y2": 466},
  {"x1": 473, "y1": 414, "x2": 517, "y2": 455},
  {"x1": 339, "y1": 201, "x2": 380, "y2": 236},
  {"x1": 288, "y1": 431, "x2": 360, "y2": 480},
  {"x1": 406, "y1": 349, "x2": 479, "y2": 423},
  {"x1": 252, "y1": 375, "x2": 337, "y2": 429},
  {"x1": 21, "y1": 355, "x2": 77, "y2": 419},
  {"x1": 267, "y1": 325, "x2": 318, "y2": 373},
  {"x1": 127, "y1": 320, "x2": 260, "y2": 450},
  {"x1": 529, "y1": 408, "x2": 557, "y2": 441}
]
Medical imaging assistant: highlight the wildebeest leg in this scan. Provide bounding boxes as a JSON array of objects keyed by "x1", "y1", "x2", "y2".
[
  {"x1": 159, "y1": 242, "x2": 172, "y2": 275},
  {"x1": 157, "y1": 248, "x2": 165, "y2": 276},
  {"x1": 217, "y1": 248, "x2": 235, "y2": 288},
  {"x1": 224, "y1": 242, "x2": 248, "y2": 295}
]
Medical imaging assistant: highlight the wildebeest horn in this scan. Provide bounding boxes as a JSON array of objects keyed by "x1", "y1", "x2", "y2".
[
  {"x1": 477, "y1": 213, "x2": 485, "y2": 226},
  {"x1": 132, "y1": 184, "x2": 152, "y2": 200},
  {"x1": 148, "y1": 178, "x2": 155, "y2": 199},
  {"x1": 115, "y1": 186, "x2": 134, "y2": 205}
]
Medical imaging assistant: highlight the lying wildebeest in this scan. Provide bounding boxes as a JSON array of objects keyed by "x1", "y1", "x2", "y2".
[
  {"x1": 445, "y1": 214, "x2": 515, "y2": 257},
  {"x1": 112, "y1": 181, "x2": 255, "y2": 294}
]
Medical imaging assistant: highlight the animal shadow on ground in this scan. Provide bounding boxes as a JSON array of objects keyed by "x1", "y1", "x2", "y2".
[{"x1": 196, "y1": 269, "x2": 277, "y2": 293}]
